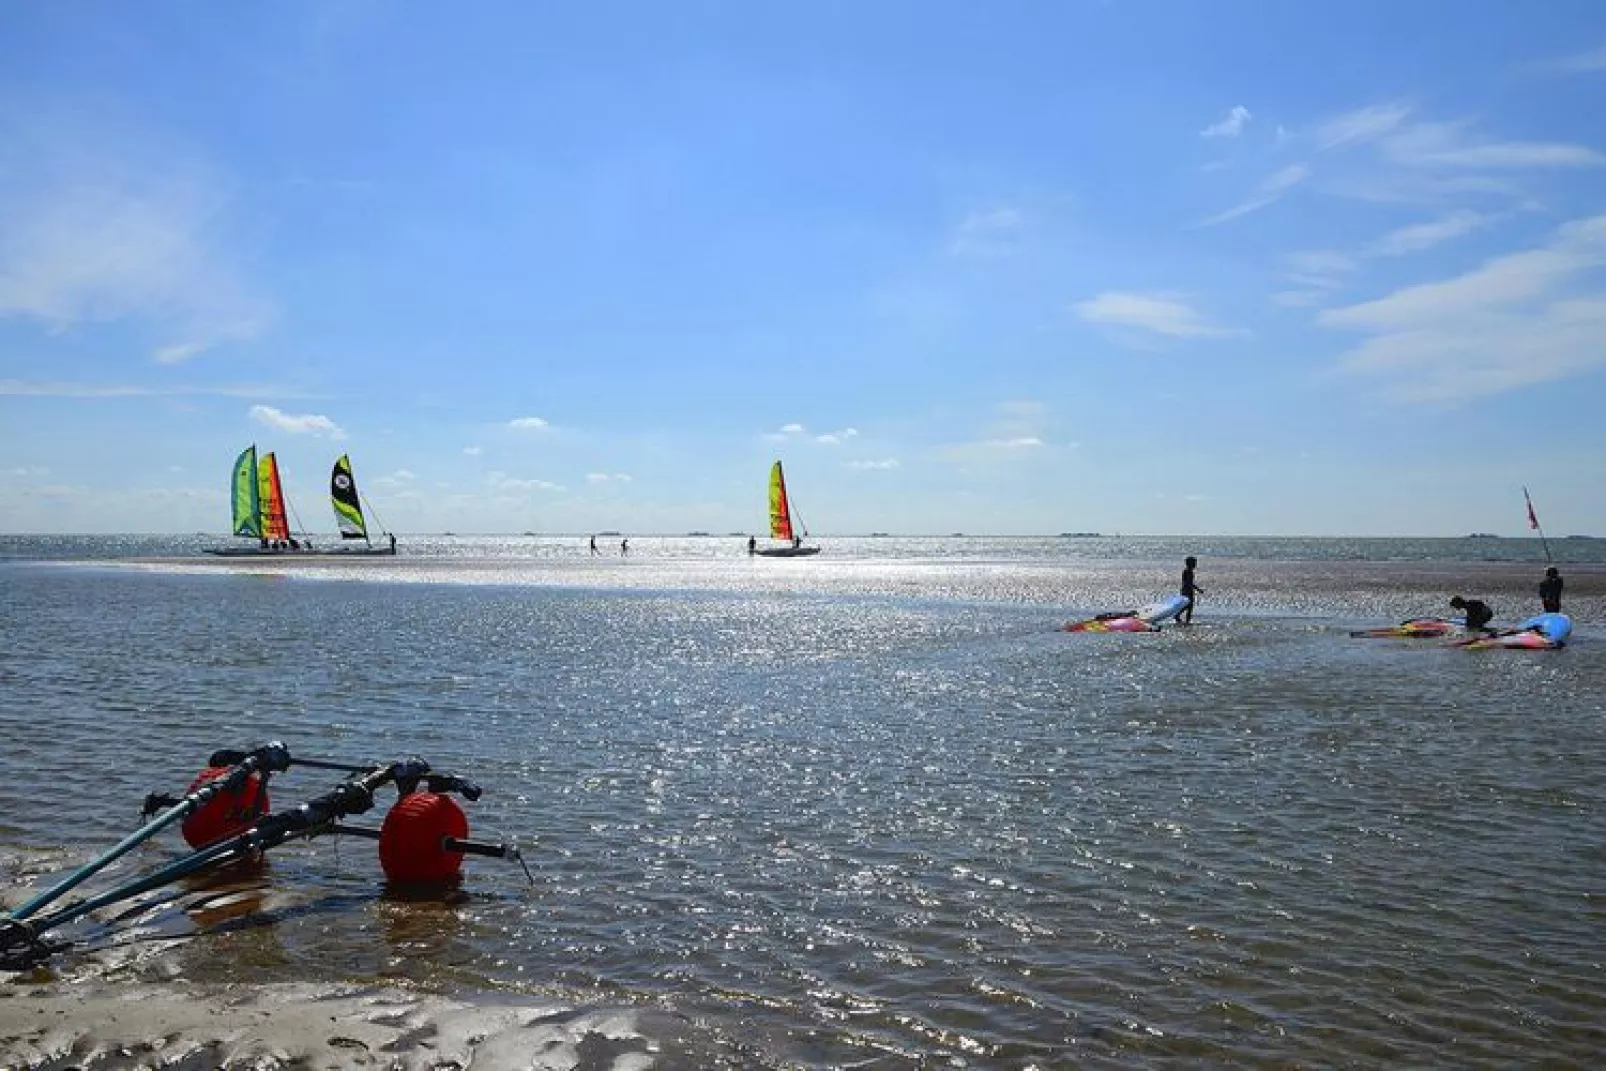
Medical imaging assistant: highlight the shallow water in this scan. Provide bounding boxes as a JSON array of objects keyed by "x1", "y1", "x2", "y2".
[{"x1": 2, "y1": 537, "x2": 1604, "y2": 1067}]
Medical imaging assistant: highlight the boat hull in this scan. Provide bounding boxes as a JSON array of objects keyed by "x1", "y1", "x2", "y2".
[
  {"x1": 204, "y1": 546, "x2": 397, "y2": 557},
  {"x1": 1063, "y1": 594, "x2": 1188, "y2": 633},
  {"x1": 754, "y1": 546, "x2": 822, "y2": 557}
]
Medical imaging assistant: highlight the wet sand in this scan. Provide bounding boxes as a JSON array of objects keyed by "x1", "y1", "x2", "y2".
[{"x1": 0, "y1": 978, "x2": 736, "y2": 1070}]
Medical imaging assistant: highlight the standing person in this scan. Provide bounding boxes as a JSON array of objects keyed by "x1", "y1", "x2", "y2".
[
  {"x1": 1450, "y1": 595, "x2": 1495, "y2": 634},
  {"x1": 747, "y1": 535, "x2": 756, "y2": 556},
  {"x1": 620, "y1": 537, "x2": 629, "y2": 556},
  {"x1": 589, "y1": 535, "x2": 599, "y2": 556},
  {"x1": 1179, "y1": 556, "x2": 1203, "y2": 625},
  {"x1": 1539, "y1": 567, "x2": 1563, "y2": 613}
]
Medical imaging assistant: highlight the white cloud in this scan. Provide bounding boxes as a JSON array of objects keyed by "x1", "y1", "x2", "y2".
[
  {"x1": 249, "y1": 404, "x2": 346, "y2": 438},
  {"x1": 585, "y1": 472, "x2": 633, "y2": 483},
  {"x1": 1315, "y1": 103, "x2": 1413, "y2": 152},
  {"x1": 1320, "y1": 213, "x2": 1606, "y2": 402},
  {"x1": 1200, "y1": 105, "x2": 1252, "y2": 138},
  {"x1": 508, "y1": 416, "x2": 549, "y2": 430},
  {"x1": 1073, "y1": 291, "x2": 1244, "y2": 339},
  {"x1": 779, "y1": 423, "x2": 805, "y2": 435},
  {"x1": 982, "y1": 437, "x2": 1044, "y2": 449},
  {"x1": 1195, "y1": 163, "x2": 1310, "y2": 226},
  {"x1": 815, "y1": 428, "x2": 859, "y2": 445},
  {"x1": 1366, "y1": 210, "x2": 1493, "y2": 256},
  {"x1": 846, "y1": 458, "x2": 900, "y2": 470},
  {"x1": 765, "y1": 422, "x2": 808, "y2": 441},
  {"x1": 488, "y1": 471, "x2": 564, "y2": 493}
]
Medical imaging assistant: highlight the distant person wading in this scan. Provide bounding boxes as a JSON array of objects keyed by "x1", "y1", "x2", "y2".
[
  {"x1": 1539, "y1": 567, "x2": 1563, "y2": 613},
  {"x1": 1179, "y1": 556, "x2": 1203, "y2": 625}
]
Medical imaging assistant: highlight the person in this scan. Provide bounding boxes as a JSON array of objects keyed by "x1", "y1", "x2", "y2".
[
  {"x1": 1179, "y1": 556, "x2": 1203, "y2": 625},
  {"x1": 747, "y1": 535, "x2": 756, "y2": 556},
  {"x1": 620, "y1": 538, "x2": 629, "y2": 556},
  {"x1": 1450, "y1": 595, "x2": 1494, "y2": 634},
  {"x1": 793, "y1": 535, "x2": 802, "y2": 549},
  {"x1": 1539, "y1": 567, "x2": 1563, "y2": 613},
  {"x1": 388, "y1": 532, "x2": 396, "y2": 554},
  {"x1": 589, "y1": 535, "x2": 599, "y2": 556}
]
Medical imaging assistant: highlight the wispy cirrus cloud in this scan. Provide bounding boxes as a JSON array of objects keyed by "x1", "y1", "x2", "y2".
[
  {"x1": 250, "y1": 404, "x2": 346, "y2": 438},
  {"x1": 949, "y1": 207, "x2": 1025, "y2": 257},
  {"x1": 815, "y1": 427, "x2": 859, "y2": 445},
  {"x1": 1319, "y1": 213, "x2": 1606, "y2": 403},
  {"x1": 1200, "y1": 105, "x2": 1251, "y2": 138},
  {"x1": 0, "y1": 104, "x2": 274, "y2": 363},
  {"x1": 1381, "y1": 119, "x2": 1606, "y2": 169},
  {"x1": 585, "y1": 472, "x2": 633, "y2": 484},
  {"x1": 1314, "y1": 102, "x2": 1413, "y2": 152},
  {"x1": 846, "y1": 458, "x2": 900, "y2": 470},
  {"x1": 0, "y1": 379, "x2": 305, "y2": 398},
  {"x1": 1530, "y1": 44, "x2": 1606, "y2": 75},
  {"x1": 508, "y1": 416, "x2": 550, "y2": 430},
  {"x1": 1195, "y1": 163, "x2": 1310, "y2": 226},
  {"x1": 1074, "y1": 291, "x2": 1245, "y2": 339},
  {"x1": 1366, "y1": 210, "x2": 1495, "y2": 256}
]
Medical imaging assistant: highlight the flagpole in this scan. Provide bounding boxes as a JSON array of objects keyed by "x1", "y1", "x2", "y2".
[{"x1": 1524, "y1": 486, "x2": 1553, "y2": 563}]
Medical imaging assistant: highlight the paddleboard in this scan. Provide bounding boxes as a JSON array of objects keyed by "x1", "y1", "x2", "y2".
[
  {"x1": 1062, "y1": 594, "x2": 1188, "y2": 633},
  {"x1": 1455, "y1": 613, "x2": 1571, "y2": 650},
  {"x1": 1350, "y1": 617, "x2": 1462, "y2": 639}
]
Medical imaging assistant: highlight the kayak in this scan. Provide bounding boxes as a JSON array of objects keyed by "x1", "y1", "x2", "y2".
[
  {"x1": 1453, "y1": 613, "x2": 1571, "y2": 650},
  {"x1": 1063, "y1": 594, "x2": 1188, "y2": 633}
]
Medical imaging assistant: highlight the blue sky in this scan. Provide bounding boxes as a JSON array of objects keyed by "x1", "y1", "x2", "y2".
[{"x1": 3, "y1": 1, "x2": 1605, "y2": 536}]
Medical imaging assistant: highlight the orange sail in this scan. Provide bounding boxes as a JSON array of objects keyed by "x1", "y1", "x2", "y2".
[
  {"x1": 768, "y1": 461, "x2": 794, "y2": 542},
  {"x1": 257, "y1": 453, "x2": 290, "y2": 542}
]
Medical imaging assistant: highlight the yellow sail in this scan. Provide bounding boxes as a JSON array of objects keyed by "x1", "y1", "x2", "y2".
[
  {"x1": 258, "y1": 453, "x2": 290, "y2": 542},
  {"x1": 768, "y1": 461, "x2": 793, "y2": 542}
]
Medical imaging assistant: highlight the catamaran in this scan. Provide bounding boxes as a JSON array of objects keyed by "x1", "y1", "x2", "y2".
[
  {"x1": 205, "y1": 446, "x2": 396, "y2": 556},
  {"x1": 755, "y1": 460, "x2": 821, "y2": 557}
]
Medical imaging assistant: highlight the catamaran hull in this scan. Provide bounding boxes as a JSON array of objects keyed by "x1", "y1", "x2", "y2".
[
  {"x1": 204, "y1": 546, "x2": 397, "y2": 557},
  {"x1": 755, "y1": 546, "x2": 822, "y2": 557}
]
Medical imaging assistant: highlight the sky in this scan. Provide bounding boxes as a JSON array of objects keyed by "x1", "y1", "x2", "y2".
[{"x1": 3, "y1": 1, "x2": 1606, "y2": 537}]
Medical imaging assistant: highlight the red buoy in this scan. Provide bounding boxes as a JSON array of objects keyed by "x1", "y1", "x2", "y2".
[
  {"x1": 378, "y1": 792, "x2": 468, "y2": 885},
  {"x1": 180, "y1": 766, "x2": 270, "y2": 848}
]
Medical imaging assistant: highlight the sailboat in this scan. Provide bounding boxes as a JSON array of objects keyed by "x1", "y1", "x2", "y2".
[
  {"x1": 330, "y1": 454, "x2": 397, "y2": 555},
  {"x1": 205, "y1": 444, "x2": 307, "y2": 556},
  {"x1": 754, "y1": 460, "x2": 821, "y2": 557},
  {"x1": 205, "y1": 446, "x2": 396, "y2": 557}
]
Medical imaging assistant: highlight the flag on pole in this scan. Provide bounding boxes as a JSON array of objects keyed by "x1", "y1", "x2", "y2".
[{"x1": 1523, "y1": 487, "x2": 1540, "y2": 531}]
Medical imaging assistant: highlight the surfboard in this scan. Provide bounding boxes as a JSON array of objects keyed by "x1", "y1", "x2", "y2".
[{"x1": 1349, "y1": 617, "x2": 1462, "y2": 639}]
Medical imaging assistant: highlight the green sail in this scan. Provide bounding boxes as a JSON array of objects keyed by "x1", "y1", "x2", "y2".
[{"x1": 231, "y1": 445, "x2": 261, "y2": 538}]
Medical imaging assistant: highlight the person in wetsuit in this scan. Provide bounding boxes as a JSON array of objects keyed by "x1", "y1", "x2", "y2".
[
  {"x1": 1450, "y1": 595, "x2": 1494, "y2": 634},
  {"x1": 1539, "y1": 567, "x2": 1563, "y2": 613},
  {"x1": 1179, "y1": 556, "x2": 1203, "y2": 625}
]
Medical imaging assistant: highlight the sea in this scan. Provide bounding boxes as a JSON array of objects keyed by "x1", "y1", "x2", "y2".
[{"x1": 1, "y1": 534, "x2": 1603, "y2": 1068}]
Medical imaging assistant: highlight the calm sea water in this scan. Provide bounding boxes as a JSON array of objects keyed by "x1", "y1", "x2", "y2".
[{"x1": 2, "y1": 535, "x2": 1604, "y2": 1067}]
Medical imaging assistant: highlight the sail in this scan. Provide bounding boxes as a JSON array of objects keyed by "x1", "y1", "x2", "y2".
[
  {"x1": 230, "y1": 445, "x2": 261, "y2": 538},
  {"x1": 330, "y1": 454, "x2": 368, "y2": 540},
  {"x1": 257, "y1": 453, "x2": 290, "y2": 542},
  {"x1": 768, "y1": 461, "x2": 794, "y2": 542}
]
